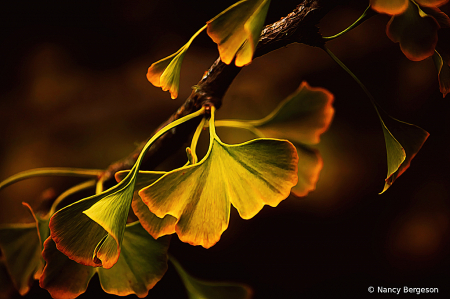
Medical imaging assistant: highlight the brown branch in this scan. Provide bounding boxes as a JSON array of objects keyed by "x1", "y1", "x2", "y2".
[{"x1": 103, "y1": 0, "x2": 342, "y2": 180}]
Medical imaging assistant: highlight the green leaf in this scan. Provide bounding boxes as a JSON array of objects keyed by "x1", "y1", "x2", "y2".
[
  {"x1": 49, "y1": 172, "x2": 136, "y2": 269},
  {"x1": 433, "y1": 50, "x2": 450, "y2": 97},
  {"x1": 207, "y1": 0, "x2": 271, "y2": 66},
  {"x1": 246, "y1": 81, "x2": 334, "y2": 145},
  {"x1": 147, "y1": 25, "x2": 206, "y2": 99},
  {"x1": 380, "y1": 115, "x2": 429, "y2": 193},
  {"x1": 115, "y1": 170, "x2": 178, "y2": 239},
  {"x1": 0, "y1": 202, "x2": 50, "y2": 296},
  {"x1": 170, "y1": 256, "x2": 252, "y2": 299},
  {"x1": 139, "y1": 107, "x2": 298, "y2": 248},
  {"x1": 0, "y1": 222, "x2": 41, "y2": 295},
  {"x1": 40, "y1": 223, "x2": 170, "y2": 299},
  {"x1": 49, "y1": 108, "x2": 205, "y2": 268},
  {"x1": 97, "y1": 222, "x2": 170, "y2": 298}
]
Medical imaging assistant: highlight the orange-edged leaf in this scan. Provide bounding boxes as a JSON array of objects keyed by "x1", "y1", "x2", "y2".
[
  {"x1": 97, "y1": 222, "x2": 170, "y2": 298},
  {"x1": 49, "y1": 168, "x2": 138, "y2": 269},
  {"x1": 291, "y1": 143, "x2": 323, "y2": 197},
  {"x1": 39, "y1": 237, "x2": 96, "y2": 299},
  {"x1": 433, "y1": 50, "x2": 450, "y2": 97},
  {"x1": 115, "y1": 170, "x2": 177, "y2": 239},
  {"x1": 139, "y1": 107, "x2": 298, "y2": 248},
  {"x1": 379, "y1": 114, "x2": 429, "y2": 193},
  {"x1": 40, "y1": 223, "x2": 170, "y2": 299},
  {"x1": 386, "y1": 1, "x2": 439, "y2": 61},
  {"x1": 207, "y1": 0, "x2": 271, "y2": 66},
  {"x1": 247, "y1": 81, "x2": 334, "y2": 145},
  {"x1": 147, "y1": 25, "x2": 206, "y2": 99},
  {"x1": 370, "y1": 0, "x2": 408, "y2": 15},
  {"x1": 170, "y1": 256, "x2": 252, "y2": 299}
]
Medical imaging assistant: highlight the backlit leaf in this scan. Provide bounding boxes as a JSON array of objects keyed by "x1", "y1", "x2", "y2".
[
  {"x1": 207, "y1": 0, "x2": 271, "y2": 66},
  {"x1": 246, "y1": 81, "x2": 334, "y2": 145},
  {"x1": 379, "y1": 114, "x2": 429, "y2": 193},
  {"x1": 41, "y1": 222, "x2": 170, "y2": 299},
  {"x1": 49, "y1": 171, "x2": 136, "y2": 269},
  {"x1": 115, "y1": 170, "x2": 177, "y2": 239},
  {"x1": 139, "y1": 107, "x2": 298, "y2": 248},
  {"x1": 97, "y1": 222, "x2": 170, "y2": 298},
  {"x1": 147, "y1": 25, "x2": 206, "y2": 99},
  {"x1": 49, "y1": 108, "x2": 205, "y2": 269},
  {"x1": 170, "y1": 256, "x2": 252, "y2": 299},
  {"x1": 386, "y1": 1, "x2": 439, "y2": 61}
]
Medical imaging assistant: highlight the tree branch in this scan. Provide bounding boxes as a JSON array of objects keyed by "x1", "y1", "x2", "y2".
[{"x1": 103, "y1": 0, "x2": 341, "y2": 180}]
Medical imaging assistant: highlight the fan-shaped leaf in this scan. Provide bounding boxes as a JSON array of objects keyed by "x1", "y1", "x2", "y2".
[
  {"x1": 247, "y1": 81, "x2": 334, "y2": 145},
  {"x1": 40, "y1": 222, "x2": 170, "y2": 299},
  {"x1": 139, "y1": 107, "x2": 298, "y2": 248},
  {"x1": 147, "y1": 25, "x2": 206, "y2": 99},
  {"x1": 291, "y1": 143, "x2": 323, "y2": 197},
  {"x1": 170, "y1": 256, "x2": 252, "y2": 299},
  {"x1": 207, "y1": 0, "x2": 271, "y2": 66},
  {"x1": 97, "y1": 222, "x2": 170, "y2": 298}
]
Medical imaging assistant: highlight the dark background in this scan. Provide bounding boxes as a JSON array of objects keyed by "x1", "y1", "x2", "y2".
[{"x1": 1, "y1": 0, "x2": 449, "y2": 298}]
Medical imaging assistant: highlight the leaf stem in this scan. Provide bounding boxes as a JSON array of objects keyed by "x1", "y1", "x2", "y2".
[
  {"x1": 322, "y1": 46, "x2": 381, "y2": 118},
  {"x1": 190, "y1": 117, "x2": 207, "y2": 164},
  {"x1": 323, "y1": 5, "x2": 374, "y2": 41},
  {"x1": 0, "y1": 168, "x2": 103, "y2": 191},
  {"x1": 214, "y1": 119, "x2": 265, "y2": 138}
]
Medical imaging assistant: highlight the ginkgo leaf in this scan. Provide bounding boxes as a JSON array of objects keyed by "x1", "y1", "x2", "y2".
[
  {"x1": 170, "y1": 256, "x2": 252, "y2": 299},
  {"x1": 49, "y1": 108, "x2": 205, "y2": 269},
  {"x1": 0, "y1": 222, "x2": 42, "y2": 295},
  {"x1": 379, "y1": 114, "x2": 429, "y2": 193},
  {"x1": 49, "y1": 170, "x2": 136, "y2": 269},
  {"x1": 0, "y1": 202, "x2": 50, "y2": 296},
  {"x1": 387, "y1": 1, "x2": 440, "y2": 61},
  {"x1": 115, "y1": 170, "x2": 178, "y2": 239},
  {"x1": 246, "y1": 81, "x2": 334, "y2": 145},
  {"x1": 40, "y1": 237, "x2": 96, "y2": 299},
  {"x1": 207, "y1": 0, "x2": 271, "y2": 67},
  {"x1": 40, "y1": 223, "x2": 170, "y2": 299},
  {"x1": 147, "y1": 25, "x2": 206, "y2": 99},
  {"x1": 433, "y1": 50, "x2": 450, "y2": 97},
  {"x1": 97, "y1": 222, "x2": 170, "y2": 298},
  {"x1": 139, "y1": 107, "x2": 298, "y2": 248}
]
